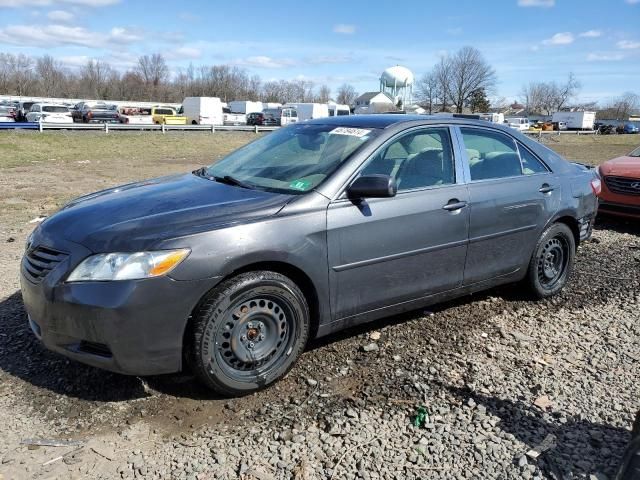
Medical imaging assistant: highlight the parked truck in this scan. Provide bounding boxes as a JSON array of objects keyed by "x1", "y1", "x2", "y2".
[
  {"x1": 181, "y1": 97, "x2": 224, "y2": 125},
  {"x1": 283, "y1": 103, "x2": 329, "y2": 121},
  {"x1": 151, "y1": 106, "x2": 187, "y2": 125},
  {"x1": 328, "y1": 103, "x2": 350, "y2": 117},
  {"x1": 479, "y1": 112, "x2": 504, "y2": 124},
  {"x1": 117, "y1": 106, "x2": 153, "y2": 124},
  {"x1": 551, "y1": 111, "x2": 596, "y2": 130},
  {"x1": 228, "y1": 100, "x2": 263, "y2": 115},
  {"x1": 505, "y1": 117, "x2": 530, "y2": 131}
]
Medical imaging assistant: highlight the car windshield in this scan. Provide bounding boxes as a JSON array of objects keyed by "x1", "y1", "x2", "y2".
[
  {"x1": 629, "y1": 146, "x2": 640, "y2": 157},
  {"x1": 43, "y1": 106, "x2": 69, "y2": 113},
  {"x1": 204, "y1": 123, "x2": 379, "y2": 194}
]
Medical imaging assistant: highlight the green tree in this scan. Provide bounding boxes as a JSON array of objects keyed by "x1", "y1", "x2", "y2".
[{"x1": 469, "y1": 88, "x2": 490, "y2": 113}]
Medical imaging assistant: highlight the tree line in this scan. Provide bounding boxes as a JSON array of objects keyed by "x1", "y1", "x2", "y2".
[
  {"x1": 0, "y1": 51, "x2": 360, "y2": 105},
  {"x1": 2, "y1": 48, "x2": 637, "y2": 118}
]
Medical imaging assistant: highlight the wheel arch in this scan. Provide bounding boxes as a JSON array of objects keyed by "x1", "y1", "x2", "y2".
[
  {"x1": 550, "y1": 214, "x2": 580, "y2": 249},
  {"x1": 181, "y1": 260, "x2": 321, "y2": 371}
]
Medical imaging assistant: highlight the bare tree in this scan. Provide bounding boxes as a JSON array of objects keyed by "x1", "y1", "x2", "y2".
[
  {"x1": 34, "y1": 55, "x2": 68, "y2": 97},
  {"x1": 136, "y1": 53, "x2": 169, "y2": 99},
  {"x1": 447, "y1": 47, "x2": 496, "y2": 113},
  {"x1": 415, "y1": 71, "x2": 438, "y2": 114},
  {"x1": 79, "y1": 60, "x2": 119, "y2": 99},
  {"x1": 316, "y1": 84, "x2": 331, "y2": 103},
  {"x1": 520, "y1": 73, "x2": 581, "y2": 115},
  {"x1": 598, "y1": 92, "x2": 640, "y2": 120},
  {"x1": 336, "y1": 83, "x2": 358, "y2": 105},
  {"x1": 432, "y1": 56, "x2": 452, "y2": 112}
]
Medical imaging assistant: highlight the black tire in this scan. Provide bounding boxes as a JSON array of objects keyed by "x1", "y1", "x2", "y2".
[
  {"x1": 189, "y1": 271, "x2": 310, "y2": 396},
  {"x1": 526, "y1": 222, "x2": 575, "y2": 299}
]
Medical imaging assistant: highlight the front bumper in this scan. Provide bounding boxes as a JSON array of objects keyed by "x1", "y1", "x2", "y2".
[
  {"x1": 598, "y1": 181, "x2": 640, "y2": 218},
  {"x1": 87, "y1": 119, "x2": 119, "y2": 123},
  {"x1": 20, "y1": 241, "x2": 220, "y2": 376},
  {"x1": 598, "y1": 200, "x2": 640, "y2": 218}
]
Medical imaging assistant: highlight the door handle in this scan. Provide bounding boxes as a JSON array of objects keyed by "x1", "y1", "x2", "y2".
[
  {"x1": 539, "y1": 184, "x2": 554, "y2": 194},
  {"x1": 442, "y1": 200, "x2": 468, "y2": 211}
]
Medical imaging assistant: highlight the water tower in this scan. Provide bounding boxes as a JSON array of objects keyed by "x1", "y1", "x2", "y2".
[{"x1": 380, "y1": 66, "x2": 414, "y2": 108}]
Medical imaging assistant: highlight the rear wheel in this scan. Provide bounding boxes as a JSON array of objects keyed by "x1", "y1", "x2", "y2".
[
  {"x1": 189, "y1": 271, "x2": 310, "y2": 396},
  {"x1": 526, "y1": 223, "x2": 575, "y2": 298}
]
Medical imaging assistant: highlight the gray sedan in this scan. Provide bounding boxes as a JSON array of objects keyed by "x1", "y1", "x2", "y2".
[{"x1": 21, "y1": 115, "x2": 599, "y2": 395}]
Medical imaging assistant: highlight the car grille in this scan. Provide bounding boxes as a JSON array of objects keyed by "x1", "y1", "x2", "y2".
[
  {"x1": 23, "y1": 246, "x2": 68, "y2": 283},
  {"x1": 604, "y1": 176, "x2": 640, "y2": 196}
]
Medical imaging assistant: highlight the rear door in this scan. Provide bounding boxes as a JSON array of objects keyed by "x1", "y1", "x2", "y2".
[
  {"x1": 326, "y1": 126, "x2": 469, "y2": 320},
  {"x1": 455, "y1": 126, "x2": 560, "y2": 284}
]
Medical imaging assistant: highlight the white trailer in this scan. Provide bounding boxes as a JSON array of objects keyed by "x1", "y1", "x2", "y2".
[
  {"x1": 479, "y1": 112, "x2": 504, "y2": 124},
  {"x1": 505, "y1": 117, "x2": 530, "y2": 131},
  {"x1": 551, "y1": 111, "x2": 595, "y2": 130},
  {"x1": 181, "y1": 97, "x2": 224, "y2": 125},
  {"x1": 328, "y1": 103, "x2": 350, "y2": 117},
  {"x1": 283, "y1": 103, "x2": 329, "y2": 121},
  {"x1": 228, "y1": 101, "x2": 263, "y2": 114}
]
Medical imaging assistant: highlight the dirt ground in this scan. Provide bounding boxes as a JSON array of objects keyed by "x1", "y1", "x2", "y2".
[{"x1": 0, "y1": 131, "x2": 638, "y2": 480}]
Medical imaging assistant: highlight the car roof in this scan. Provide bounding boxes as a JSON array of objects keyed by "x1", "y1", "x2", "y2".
[{"x1": 304, "y1": 114, "x2": 514, "y2": 131}]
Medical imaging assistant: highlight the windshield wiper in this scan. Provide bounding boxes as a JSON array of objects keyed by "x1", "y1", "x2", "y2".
[
  {"x1": 212, "y1": 175, "x2": 254, "y2": 190},
  {"x1": 193, "y1": 168, "x2": 254, "y2": 190}
]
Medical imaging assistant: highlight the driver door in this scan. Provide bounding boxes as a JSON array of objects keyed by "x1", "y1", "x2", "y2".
[{"x1": 326, "y1": 126, "x2": 470, "y2": 320}]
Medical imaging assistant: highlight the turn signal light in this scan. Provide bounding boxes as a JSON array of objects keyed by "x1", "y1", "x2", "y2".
[{"x1": 590, "y1": 178, "x2": 602, "y2": 196}]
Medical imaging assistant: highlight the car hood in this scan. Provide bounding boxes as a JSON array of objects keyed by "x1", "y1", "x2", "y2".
[
  {"x1": 600, "y1": 156, "x2": 640, "y2": 178},
  {"x1": 38, "y1": 173, "x2": 292, "y2": 252}
]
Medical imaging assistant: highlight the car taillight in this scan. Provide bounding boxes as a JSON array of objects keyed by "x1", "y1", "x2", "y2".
[
  {"x1": 590, "y1": 177, "x2": 602, "y2": 196},
  {"x1": 87, "y1": 111, "x2": 93, "y2": 118}
]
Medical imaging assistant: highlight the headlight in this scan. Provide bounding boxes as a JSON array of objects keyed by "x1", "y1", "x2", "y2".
[{"x1": 67, "y1": 249, "x2": 190, "y2": 282}]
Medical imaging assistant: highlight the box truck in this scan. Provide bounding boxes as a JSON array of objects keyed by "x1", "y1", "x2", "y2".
[
  {"x1": 228, "y1": 101, "x2": 263, "y2": 114},
  {"x1": 551, "y1": 111, "x2": 596, "y2": 130},
  {"x1": 505, "y1": 117, "x2": 530, "y2": 131},
  {"x1": 181, "y1": 97, "x2": 224, "y2": 125},
  {"x1": 479, "y1": 112, "x2": 504, "y2": 124},
  {"x1": 328, "y1": 103, "x2": 350, "y2": 116},
  {"x1": 283, "y1": 103, "x2": 329, "y2": 121}
]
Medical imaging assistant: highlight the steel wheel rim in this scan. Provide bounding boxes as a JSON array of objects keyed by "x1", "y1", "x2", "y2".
[
  {"x1": 214, "y1": 295, "x2": 294, "y2": 379},
  {"x1": 537, "y1": 236, "x2": 568, "y2": 289}
]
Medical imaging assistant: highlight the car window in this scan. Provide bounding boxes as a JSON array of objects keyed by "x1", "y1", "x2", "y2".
[
  {"x1": 42, "y1": 106, "x2": 68, "y2": 113},
  {"x1": 518, "y1": 143, "x2": 549, "y2": 175},
  {"x1": 461, "y1": 128, "x2": 523, "y2": 181},
  {"x1": 360, "y1": 127, "x2": 455, "y2": 192},
  {"x1": 207, "y1": 124, "x2": 379, "y2": 194}
]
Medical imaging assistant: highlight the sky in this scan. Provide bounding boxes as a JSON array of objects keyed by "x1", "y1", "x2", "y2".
[{"x1": 0, "y1": 0, "x2": 638, "y2": 104}]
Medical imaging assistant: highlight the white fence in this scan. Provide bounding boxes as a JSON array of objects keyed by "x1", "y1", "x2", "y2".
[{"x1": 1, "y1": 122, "x2": 279, "y2": 133}]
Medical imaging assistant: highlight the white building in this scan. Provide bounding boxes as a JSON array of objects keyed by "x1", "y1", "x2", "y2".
[{"x1": 353, "y1": 92, "x2": 394, "y2": 114}]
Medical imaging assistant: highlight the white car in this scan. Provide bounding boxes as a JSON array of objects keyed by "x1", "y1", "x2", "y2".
[
  {"x1": 0, "y1": 107, "x2": 16, "y2": 122},
  {"x1": 26, "y1": 104, "x2": 73, "y2": 123}
]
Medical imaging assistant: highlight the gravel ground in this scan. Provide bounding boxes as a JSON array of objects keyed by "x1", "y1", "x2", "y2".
[{"x1": 0, "y1": 133, "x2": 638, "y2": 480}]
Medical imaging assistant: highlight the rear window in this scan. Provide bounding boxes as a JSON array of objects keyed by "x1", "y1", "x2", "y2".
[{"x1": 42, "y1": 106, "x2": 69, "y2": 113}]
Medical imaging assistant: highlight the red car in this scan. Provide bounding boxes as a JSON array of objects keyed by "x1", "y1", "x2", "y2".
[{"x1": 597, "y1": 145, "x2": 640, "y2": 218}]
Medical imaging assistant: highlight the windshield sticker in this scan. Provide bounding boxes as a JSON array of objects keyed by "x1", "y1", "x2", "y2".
[
  {"x1": 289, "y1": 179, "x2": 312, "y2": 191},
  {"x1": 329, "y1": 127, "x2": 371, "y2": 138}
]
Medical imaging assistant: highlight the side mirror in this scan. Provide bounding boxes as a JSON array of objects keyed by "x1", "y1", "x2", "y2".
[{"x1": 347, "y1": 174, "x2": 397, "y2": 199}]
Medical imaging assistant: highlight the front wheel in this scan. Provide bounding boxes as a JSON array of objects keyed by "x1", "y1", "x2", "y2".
[
  {"x1": 525, "y1": 223, "x2": 575, "y2": 298},
  {"x1": 189, "y1": 271, "x2": 310, "y2": 396}
]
